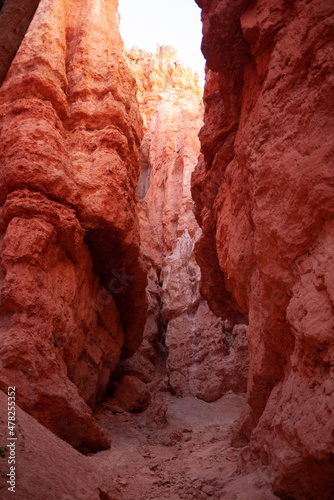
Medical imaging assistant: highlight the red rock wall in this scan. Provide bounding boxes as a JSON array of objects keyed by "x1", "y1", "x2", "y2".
[
  {"x1": 193, "y1": 0, "x2": 334, "y2": 497},
  {"x1": 124, "y1": 46, "x2": 249, "y2": 402},
  {"x1": 0, "y1": 0, "x2": 147, "y2": 452}
]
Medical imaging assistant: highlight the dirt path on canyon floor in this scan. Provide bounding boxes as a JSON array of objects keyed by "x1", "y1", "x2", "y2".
[{"x1": 93, "y1": 384, "x2": 279, "y2": 500}]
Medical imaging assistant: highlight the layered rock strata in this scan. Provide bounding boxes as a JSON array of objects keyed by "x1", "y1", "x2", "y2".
[
  {"x1": 0, "y1": 0, "x2": 146, "y2": 452},
  {"x1": 121, "y1": 45, "x2": 249, "y2": 402},
  {"x1": 193, "y1": 0, "x2": 334, "y2": 497}
]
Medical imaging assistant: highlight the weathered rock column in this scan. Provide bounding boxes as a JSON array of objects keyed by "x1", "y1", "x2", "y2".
[{"x1": 0, "y1": 0, "x2": 147, "y2": 452}]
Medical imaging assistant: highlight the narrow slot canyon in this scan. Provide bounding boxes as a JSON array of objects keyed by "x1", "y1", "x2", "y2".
[{"x1": 0, "y1": 1, "x2": 333, "y2": 499}]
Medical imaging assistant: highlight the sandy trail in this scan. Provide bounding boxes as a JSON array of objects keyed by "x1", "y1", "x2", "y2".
[
  {"x1": 94, "y1": 390, "x2": 278, "y2": 499},
  {"x1": 0, "y1": 385, "x2": 278, "y2": 499}
]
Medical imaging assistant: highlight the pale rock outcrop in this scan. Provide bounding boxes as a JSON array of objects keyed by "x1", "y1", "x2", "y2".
[
  {"x1": 0, "y1": 0, "x2": 146, "y2": 452},
  {"x1": 193, "y1": 0, "x2": 334, "y2": 496},
  {"x1": 166, "y1": 302, "x2": 249, "y2": 402}
]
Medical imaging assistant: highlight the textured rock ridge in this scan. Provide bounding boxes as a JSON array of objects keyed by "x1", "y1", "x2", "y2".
[
  {"x1": 125, "y1": 45, "x2": 202, "y2": 134},
  {"x1": 122, "y1": 45, "x2": 249, "y2": 402},
  {"x1": 0, "y1": 0, "x2": 146, "y2": 452},
  {"x1": 194, "y1": 0, "x2": 334, "y2": 497}
]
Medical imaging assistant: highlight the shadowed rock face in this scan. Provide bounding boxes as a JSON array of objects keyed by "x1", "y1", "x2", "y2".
[
  {"x1": 193, "y1": 0, "x2": 334, "y2": 496},
  {"x1": 0, "y1": 0, "x2": 147, "y2": 452},
  {"x1": 0, "y1": 0, "x2": 41, "y2": 85},
  {"x1": 0, "y1": 390, "x2": 124, "y2": 499}
]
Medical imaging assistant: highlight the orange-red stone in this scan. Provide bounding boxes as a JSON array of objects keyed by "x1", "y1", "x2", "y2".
[
  {"x1": 194, "y1": 0, "x2": 334, "y2": 496},
  {"x1": 0, "y1": 0, "x2": 146, "y2": 452}
]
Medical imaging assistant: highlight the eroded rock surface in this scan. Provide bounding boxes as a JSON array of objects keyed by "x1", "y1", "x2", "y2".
[
  {"x1": 122, "y1": 45, "x2": 249, "y2": 402},
  {"x1": 114, "y1": 375, "x2": 151, "y2": 412},
  {"x1": 0, "y1": 0, "x2": 146, "y2": 452},
  {"x1": 0, "y1": 390, "x2": 123, "y2": 499},
  {"x1": 193, "y1": 0, "x2": 334, "y2": 496}
]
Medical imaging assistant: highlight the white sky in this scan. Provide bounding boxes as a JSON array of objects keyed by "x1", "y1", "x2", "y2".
[{"x1": 118, "y1": 0, "x2": 205, "y2": 86}]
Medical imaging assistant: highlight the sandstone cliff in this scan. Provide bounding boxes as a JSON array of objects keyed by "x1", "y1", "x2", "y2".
[
  {"x1": 0, "y1": 0, "x2": 147, "y2": 452},
  {"x1": 193, "y1": 0, "x2": 334, "y2": 497},
  {"x1": 120, "y1": 45, "x2": 249, "y2": 402}
]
